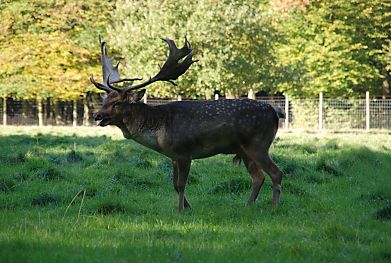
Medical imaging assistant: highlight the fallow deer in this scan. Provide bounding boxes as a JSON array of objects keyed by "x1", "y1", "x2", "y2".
[{"x1": 90, "y1": 36, "x2": 284, "y2": 213}]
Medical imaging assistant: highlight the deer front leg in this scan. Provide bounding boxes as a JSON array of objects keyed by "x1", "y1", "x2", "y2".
[
  {"x1": 172, "y1": 160, "x2": 192, "y2": 209},
  {"x1": 175, "y1": 159, "x2": 191, "y2": 213}
]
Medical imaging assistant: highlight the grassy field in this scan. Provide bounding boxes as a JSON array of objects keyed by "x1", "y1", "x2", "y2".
[{"x1": 0, "y1": 126, "x2": 390, "y2": 263}]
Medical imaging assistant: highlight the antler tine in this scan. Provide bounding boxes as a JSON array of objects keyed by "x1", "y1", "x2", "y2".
[
  {"x1": 106, "y1": 74, "x2": 121, "y2": 92},
  {"x1": 106, "y1": 74, "x2": 144, "y2": 91},
  {"x1": 90, "y1": 35, "x2": 143, "y2": 93},
  {"x1": 90, "y1": 74, "x2": 112, "y2": 93},
  {"x1": 155, "y1": 37, "x2": 198, "y2": 82},
  {"x1": 121, "y1": 37, "x2": 197, "y2": 93}
]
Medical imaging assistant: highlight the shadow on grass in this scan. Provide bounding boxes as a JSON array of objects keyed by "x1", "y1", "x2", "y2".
[
  {"x1": 377, "y1": 203, "x2": 391, "y2": 220},
  {"x1": 0, "y1": 134, "x2": 146, "y2": 163}
]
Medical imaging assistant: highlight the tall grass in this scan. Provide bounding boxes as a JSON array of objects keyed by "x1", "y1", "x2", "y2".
[{"x1": 0, "y1": 126, "x2": 390, "y2": 262}]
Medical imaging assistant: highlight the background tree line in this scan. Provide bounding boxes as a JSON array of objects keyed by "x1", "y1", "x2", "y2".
[{"x1": 0, "y1": 0, "x2": 390, "y2": 101}]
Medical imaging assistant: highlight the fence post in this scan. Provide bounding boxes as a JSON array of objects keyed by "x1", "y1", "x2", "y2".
[
  {"x1": 83, "y1": 97, "x2": 89, "y2": 126},
  {"x1": 319, "y1": 92, "x2": 323, "y2": 131},
  {"x1": 284, "y1": 94, "x2": 289, "y2": 130},
  {"x1": 215, "y1": 94, "x2": 219, "y2": 100},
  {"x1": 177, "y1": 94, "x2": 182, "y2": 101},
  {"x1": 143, "y1": 90, "x2": 148, "y2": 104},
  {"x1": 2, "y1": 97, "x2": 6, "y2": 126},
  {"x1": 38, "y1": 99, "x2": 43, "y2": 127},
  {"x1": 365, "y1": 91, "x2": 370, "y2": 131},
  {"x1": 73, "y1": 99, "x2": 77, "y2": 127}
]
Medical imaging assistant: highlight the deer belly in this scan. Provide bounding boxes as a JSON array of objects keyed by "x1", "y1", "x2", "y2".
[
  {"x1": 168, "y1": 124, "x2": 246, "y2": 159},
  {"x1": 172, "y1": 136, "x2": 239, "y2": 159},
  {"x1": 191, "y1": 145, "x2": 238, "y2": 159}
]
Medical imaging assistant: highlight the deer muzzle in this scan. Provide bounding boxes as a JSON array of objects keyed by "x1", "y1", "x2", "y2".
[{"x1": 93, "y1": 112, "x2": 111, "y2": 126}]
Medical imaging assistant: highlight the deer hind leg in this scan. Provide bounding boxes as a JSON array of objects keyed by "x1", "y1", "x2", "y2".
[
  {"x1": 242, "y1": 155, "x2": 265, "y2": 205},
  {"x1": 242, "y1": 146, "x2": 283, "y2": 207},
  {"x1": 172, "y1": 159, "x2": 191, "y2": 213},
  {"x1": 259, "y1": 154, "x2": 283, "y2": 207}
]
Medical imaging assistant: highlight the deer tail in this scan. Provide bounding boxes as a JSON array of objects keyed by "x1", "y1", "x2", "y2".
[{"x1": 274, "y1": 106, "x2": 285, "y2": 119}]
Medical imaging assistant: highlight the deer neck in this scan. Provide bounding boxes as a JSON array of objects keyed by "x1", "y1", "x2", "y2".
[{"x1": 119, "y1": 103, "x2": 167, "y2": 150}]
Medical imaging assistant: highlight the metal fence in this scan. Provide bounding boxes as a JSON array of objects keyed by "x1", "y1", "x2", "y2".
[{"x1": 1, "y1": 94, "x2": 391, "y2": 131}]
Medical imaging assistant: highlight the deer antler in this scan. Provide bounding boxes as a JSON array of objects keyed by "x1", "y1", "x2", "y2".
[
  {"x1": 90, "y1": 36, "x2": 197, "y2": 93},
  {"x1": 121, "y1": 37, "x2": 197, "y2": 93},
  {"x1": 90, "y1": 35, "x2": 141, "y2": 93}
]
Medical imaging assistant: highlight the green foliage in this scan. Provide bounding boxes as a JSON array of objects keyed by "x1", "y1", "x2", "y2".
[
  {"x1": 290, "y1": 98, "x2": 318, "y2": 129},
  {"x1": 0, "y1": 0, "x2": 390, "y2": 99},
  {"x1": 108, "y1": 0, "x2": 275, "y2": 98},
  {"x1": 0, "y1": 0, "x2": 114, "y2": 99},
  {"x1": 272, "y1": 0, "x2": 391, "y2": 96},
  {"x1": 0, "y1": 127, "x2": 391, "y2": 262}
]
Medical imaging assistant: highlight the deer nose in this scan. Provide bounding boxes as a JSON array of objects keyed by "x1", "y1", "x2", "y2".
[{"x1": 94, "y1": 112, "x2": 103, "y2": 121}]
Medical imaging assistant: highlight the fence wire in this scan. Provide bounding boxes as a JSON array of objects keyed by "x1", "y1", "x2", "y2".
[
  {"x1": 323, "y1": 98, "x2": 366, "y2": 130},
  {"x1": 370, "y1": 99, "x2": 391, "y2": 129},
  {"x1": 257, "y1": 97, "x2": 286, "y2": 128},
  {"x1": 1, "y1": 97, "x2": 391, "y2": 131}
]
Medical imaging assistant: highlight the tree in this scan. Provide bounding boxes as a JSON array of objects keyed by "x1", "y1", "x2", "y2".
[
  {"x1": 1, "y1": 0, "x2": 389, "y2": 100},
  {"x1": 108, "y1": 0, "x2": 276, "y2": 98},
  {"x1": 0, "y1": 0, "x2": 114, "y2": 100},
  {"x1": 271, "y1": 0, "x2": 391, "y2": 97}
]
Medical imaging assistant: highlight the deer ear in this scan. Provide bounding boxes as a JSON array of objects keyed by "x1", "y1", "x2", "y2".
[{"x1": 131, "y1": 89, "x2": 146, "y2": 102}]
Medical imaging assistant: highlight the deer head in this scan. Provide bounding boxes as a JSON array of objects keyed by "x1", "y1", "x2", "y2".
[{"x1": 90, "y1": 35, "x2": 197, "y2": 126}]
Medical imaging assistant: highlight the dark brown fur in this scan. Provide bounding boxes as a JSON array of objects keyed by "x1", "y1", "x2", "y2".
[{"x1": 94, "y1": 91, "x2": 284, "y2": 213}]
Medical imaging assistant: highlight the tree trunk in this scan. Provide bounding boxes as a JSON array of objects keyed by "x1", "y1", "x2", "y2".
[
  {"x1": 48, "y1": 98, "x2": 53, "y2": 125},
  {"x1": 204, "y1": 90, "x2": 213, "y2": 100},
  {"x1": 226, "y1": 90, "x2": 238, "y2": 99},
  {"x1": 22, "y1": 100, "x2": 29, "y2": 123},
  {"x1": 53, "y1": 100, "x2": 63, "y2": 125},
  {"x1": 38, "y1": 99, "x2": 43, "y2": 127},
  {"x1": 73, "y1": 99, "x2": 77, "y2": 127},
  {"x1": 2, "y1": 97, "x2": 6, "y2": 126},
  {"x1": 42, "y1": 99, "x2": 48, "y2": 125},
  {"x1": 247, "y1": 89, "x2": 256, "y2": 100},
  {"x1": 382, "y1": 70, "x2": 390, "y2": 97}
]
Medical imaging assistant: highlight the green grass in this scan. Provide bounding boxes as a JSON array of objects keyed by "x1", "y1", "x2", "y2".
[{"x1": 0, "y1": 126, "x2": 390, "y2": 262}]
